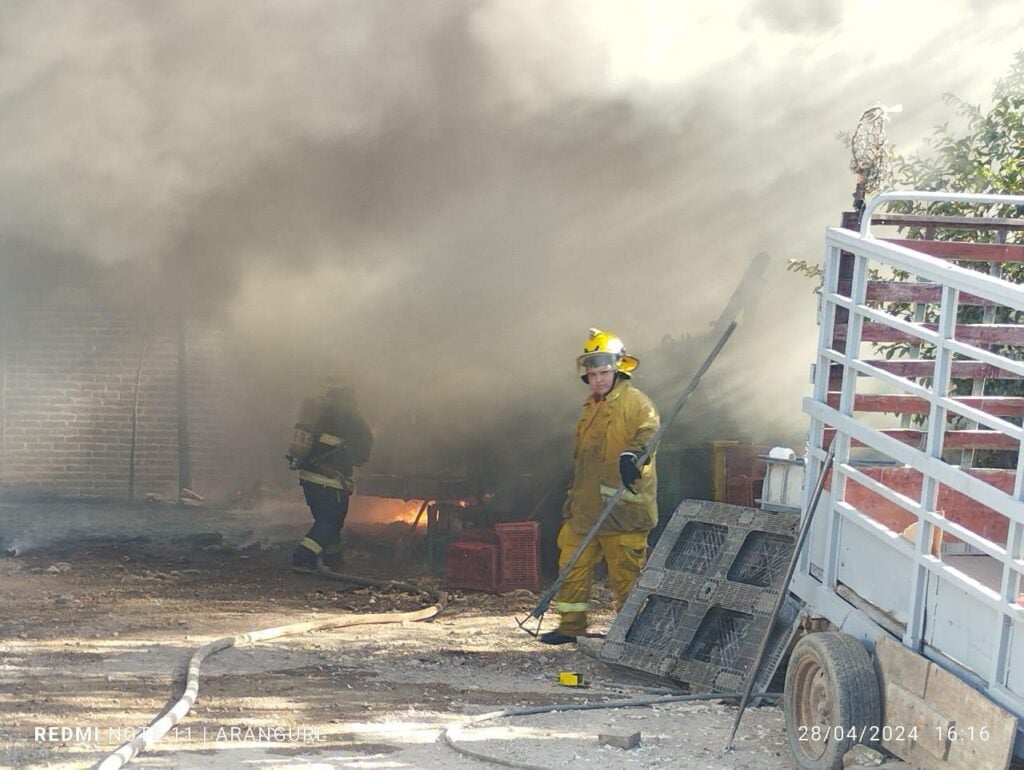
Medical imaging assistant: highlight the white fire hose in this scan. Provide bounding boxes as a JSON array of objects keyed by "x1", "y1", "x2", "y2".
[{"x1": 97, "y1": 573, "x2": 445, "y2": 770}]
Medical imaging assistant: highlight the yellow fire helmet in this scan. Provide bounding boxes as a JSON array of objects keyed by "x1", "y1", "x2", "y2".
[{"x1": 576, "y1": 328, "x2": 639, "y2": 382}]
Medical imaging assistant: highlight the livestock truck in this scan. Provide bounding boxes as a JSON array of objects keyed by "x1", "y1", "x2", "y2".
[{"x1": 773, "y1": 191, "x2": 1024, "y2": 769}]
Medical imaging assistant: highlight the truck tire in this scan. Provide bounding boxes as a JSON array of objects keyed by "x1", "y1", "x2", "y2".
[{"x1": 783, "y1": 631, "x2": 881, "y2": 770}]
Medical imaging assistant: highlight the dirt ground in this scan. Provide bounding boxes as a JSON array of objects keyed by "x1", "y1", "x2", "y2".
[{"x1": 0, "y1": 501, "x2": 796, "y2": 770}]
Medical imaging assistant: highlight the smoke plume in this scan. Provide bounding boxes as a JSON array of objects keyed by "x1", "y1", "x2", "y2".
[{"x1": 2, "y1": 1, "x2": 1022, "y2": 498}]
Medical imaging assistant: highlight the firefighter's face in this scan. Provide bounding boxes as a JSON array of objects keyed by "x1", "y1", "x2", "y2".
[{"x1": 586, "y1": 366, "x2": 615, "y2": 397}]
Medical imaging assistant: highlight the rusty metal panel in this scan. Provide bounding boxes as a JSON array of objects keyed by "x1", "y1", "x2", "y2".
[{"x1": 601, "y1": 499, "x2": 801, "y2": 695}]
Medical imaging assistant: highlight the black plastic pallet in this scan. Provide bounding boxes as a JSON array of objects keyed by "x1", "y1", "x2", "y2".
[{"x1": 600, "y1": 499, "x2": 803, "y2": 695}]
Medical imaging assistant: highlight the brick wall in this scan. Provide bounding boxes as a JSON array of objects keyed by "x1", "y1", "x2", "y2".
[
  {"x1": 129, "y1": 324, "x2": 178, "y2": 499},
  {"x1": 1, "y1": 306, "x2": 233, "y2": 501},
  {"x1": 184, "y1": 327, "x2": 232, "y2": 498}
]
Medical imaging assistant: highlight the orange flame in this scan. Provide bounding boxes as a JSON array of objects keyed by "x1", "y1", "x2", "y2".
[{"x1": 347, "y1": 496, "x2": 427, "y2": 527}]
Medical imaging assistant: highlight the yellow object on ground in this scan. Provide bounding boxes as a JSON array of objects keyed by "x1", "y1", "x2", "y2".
[{"x1": 558, "y1": 671, "x2": 586, "y2": 687}]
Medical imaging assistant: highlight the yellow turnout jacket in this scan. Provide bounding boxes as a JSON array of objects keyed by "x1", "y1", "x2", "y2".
[{"x1": 563, "y1": 379, "x2": 659, "y2": 535}]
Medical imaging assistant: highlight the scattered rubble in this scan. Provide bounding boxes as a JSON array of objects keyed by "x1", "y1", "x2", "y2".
[{"x1": 1, "y1": 534, "x2": 792, "y2": 768}]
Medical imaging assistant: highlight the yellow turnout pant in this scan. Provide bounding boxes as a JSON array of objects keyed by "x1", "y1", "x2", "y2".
[{"x1": 552, "y1": 522, "x2": 648, "y2": 635}]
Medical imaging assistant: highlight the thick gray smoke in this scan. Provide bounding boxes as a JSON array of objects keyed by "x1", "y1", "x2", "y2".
[{"x1": 2, "y1": 1, "x2": 1022, "y2": 495}]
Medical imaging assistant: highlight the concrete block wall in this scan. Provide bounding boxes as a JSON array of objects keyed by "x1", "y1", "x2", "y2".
[{"x1": 1, "y1": 307, "x2": 232, "y2": 501}]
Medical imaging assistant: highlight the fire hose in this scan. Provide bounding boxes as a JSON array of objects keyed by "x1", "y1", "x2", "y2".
[
  {"x1": 96, "y1": 570, "x2": 446, "y2": 770},
  {"x1": 439, "y1": 690, "x2": 780, "y2": 769}
]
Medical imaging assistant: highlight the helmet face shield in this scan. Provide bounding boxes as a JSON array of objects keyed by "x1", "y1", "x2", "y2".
[{"x1": 577, "y1": 352, "x2": 620, "y2": 373}]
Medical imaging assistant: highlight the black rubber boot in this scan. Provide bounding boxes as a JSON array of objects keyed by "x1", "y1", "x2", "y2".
[
  {"x1": 538, "y1": 631, "x2": 577, "y2": 645},
  {"x1": 292, "y1": 545, "x2": 318, "y2": 571},
  {"x1": 322, "y1": 551, "x2": 343, "y2": 572}
]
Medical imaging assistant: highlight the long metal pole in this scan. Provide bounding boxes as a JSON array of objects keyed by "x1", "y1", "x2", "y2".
[
  {"x1": 520, "y1": 320, "x2": 738, "y2": 628},
  {"x1": 725, "y1": 443, "x2": 836, "y2": 749}
]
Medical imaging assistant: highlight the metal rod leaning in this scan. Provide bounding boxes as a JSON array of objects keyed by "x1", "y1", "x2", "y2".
[{"x1": 725, "y1": 442, "x2": 837, "y2": 750}]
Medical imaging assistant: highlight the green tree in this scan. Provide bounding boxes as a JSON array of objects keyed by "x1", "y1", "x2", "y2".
[
  {"x1": 884, "y1": 52, "x2": 1024, "y2": 467},
  {"x1": 887, "y1": 50, "x2": 1024, "y2": 326},
  {"x1": 896, "y1": 51, "x2": 1024, "y2": 200}
]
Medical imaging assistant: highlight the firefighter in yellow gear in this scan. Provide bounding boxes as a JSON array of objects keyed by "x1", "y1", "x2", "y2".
[
  {"x1": 540, "y1": 329, "x2": 659, "y2": 645},
  {"x1": 287, "y1": 378, "x2": 373, "y2": 571}
]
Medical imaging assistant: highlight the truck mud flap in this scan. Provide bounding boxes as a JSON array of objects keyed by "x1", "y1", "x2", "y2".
[{"x1": 600, "y1": 499, "x2": 802, "y2": 698}]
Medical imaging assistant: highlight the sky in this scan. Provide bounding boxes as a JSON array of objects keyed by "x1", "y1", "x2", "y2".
[{"x1": 2, "y1": 0, "x2": 1022, "y2": 491}]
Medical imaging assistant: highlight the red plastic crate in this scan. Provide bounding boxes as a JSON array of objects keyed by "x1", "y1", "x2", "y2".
[
  {"x1": 445, "y1": 541, "x2": 500, "y2": 592},
  {"x1": 495, "y1": 521, "x2": 542, "y2": 593},
  {"x1": 452, "y1": 527, "x2": 499, "y2": 544}
]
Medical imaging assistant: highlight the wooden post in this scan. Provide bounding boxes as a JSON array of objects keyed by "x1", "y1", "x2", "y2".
[{"x1": 710, "y1": 440, "x2": 739, "y2": 502}]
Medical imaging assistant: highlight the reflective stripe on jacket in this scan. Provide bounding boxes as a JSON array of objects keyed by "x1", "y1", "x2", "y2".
[
  {"x1": 563, "y1": 379, "x2": 659, "y2": 535},
  {"x1": 298, "y1": 469, "x2": 346, "y2": 490}
]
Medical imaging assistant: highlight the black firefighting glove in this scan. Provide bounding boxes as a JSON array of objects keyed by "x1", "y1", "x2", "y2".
[{"x1": 619, "y1": 451, "x2": 642, "y2": 493}]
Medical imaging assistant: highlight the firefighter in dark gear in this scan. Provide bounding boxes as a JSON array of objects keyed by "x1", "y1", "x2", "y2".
[
  {"x1": 287, "y1": 378, "x2": 373, "y2": 571},
  {"x1": 540, "y1": 329, "x2": 659, "y2": 645}
]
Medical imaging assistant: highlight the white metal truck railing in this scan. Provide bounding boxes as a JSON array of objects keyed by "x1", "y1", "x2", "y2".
[{"x1": 797, "y1": 191, "x2": 1024, "y2": 724}]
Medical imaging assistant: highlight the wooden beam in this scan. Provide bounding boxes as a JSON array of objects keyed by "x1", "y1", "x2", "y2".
[
  {"x1": 834, "y1": 322, "x2": 1024, "y2": 346},
  {"x1": 828, "y1": 361, "x2": 1023, "y2": 389},
  {"x1": 875, "y1": 635, "x2": 1017, "y2": 768},
  {"x1": 883, "y1": 239, "x2": 1024, "y2": 263},
  {"x1": 824, "y1": 428, "x2": 1019, "y2": 451},
  {"x1": 838, "y1": 279, "x2": 996, "y2": 307},
  {"x1": 825, "y1": 392, "x2": 1024, "y2": 417},
  {"x1": 871, "y1": 213, "x2": 1024, "y2": 231}
]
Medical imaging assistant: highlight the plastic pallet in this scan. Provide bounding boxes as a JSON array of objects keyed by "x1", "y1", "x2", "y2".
[
  {"x1": 445, "y1": 540, "x2": 500, "y2": 592},
  {"x1": 495, "y1": 521, "x2": 542, "y2": 593},
  {"x1": 600, "y1": 499, "x2": 802, "y2": 697}
]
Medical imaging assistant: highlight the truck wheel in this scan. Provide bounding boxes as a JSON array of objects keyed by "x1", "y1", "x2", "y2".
[{"x1": 783, "y1": 631, "x2": 881, "y2": 770}]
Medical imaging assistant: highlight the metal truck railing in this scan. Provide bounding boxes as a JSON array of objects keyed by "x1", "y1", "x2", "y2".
[{"x1": 793, "y1": 192, "x2": 1024, "y2": 738}]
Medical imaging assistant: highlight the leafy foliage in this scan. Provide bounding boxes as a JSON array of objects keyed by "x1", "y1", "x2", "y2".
[
  {"x1": 895, "y1": 51, "x2": 1024, "y2": 199},
  {"x1": 885, "y1": 52, "x2": 1024, "y2": 466},
  {"x1": 786, "y1": 259, "x2": 823, "y2": 280}
]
